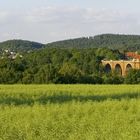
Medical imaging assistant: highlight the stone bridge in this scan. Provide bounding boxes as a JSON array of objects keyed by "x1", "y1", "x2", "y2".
[{"x1": 102, "y1": 59, "x2": 140, "y2": 76}]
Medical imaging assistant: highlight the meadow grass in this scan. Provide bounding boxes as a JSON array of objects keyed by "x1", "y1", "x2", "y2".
[{"x1": 0, "y1": 85, "x2": 139, "y2": 140}]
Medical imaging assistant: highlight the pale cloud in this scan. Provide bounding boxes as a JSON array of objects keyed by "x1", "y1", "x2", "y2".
[
  {"x1": 0, "y1": 6, "x2": 140, "y2": 43},
  {"x1": 24, "y1": 6, "x2": 86, "y2": 24},
  {"x1": 24, "y1": 7, "x2": 139, "y2": 24},
  {"x1": 2, "y1": 32, "x2": 21, "y2": 38},
  {"x1": 0, "y1": 11, "x2": 9, "y2": 24}
]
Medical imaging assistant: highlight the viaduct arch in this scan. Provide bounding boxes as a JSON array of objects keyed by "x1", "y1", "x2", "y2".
[{"x1": 102, "y1": 60, "x2": 140, "y2": 76}]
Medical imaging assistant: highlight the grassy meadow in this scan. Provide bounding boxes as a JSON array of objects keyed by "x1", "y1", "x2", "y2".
[{"x1": 0, "y1": 85, "x2": 140, "y2": 140}]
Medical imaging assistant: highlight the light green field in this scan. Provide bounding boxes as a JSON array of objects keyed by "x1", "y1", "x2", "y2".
[{"x1": 0, "y1": 85, "x2": 140, "y2": 140}]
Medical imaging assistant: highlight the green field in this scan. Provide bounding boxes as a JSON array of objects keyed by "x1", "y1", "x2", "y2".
[{"x1": 0, "y1": 85, "x2": 140, "y2": 140}]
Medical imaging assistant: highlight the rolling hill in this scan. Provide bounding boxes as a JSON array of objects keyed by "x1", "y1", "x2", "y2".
[
  {"x1": 46, "y1": 34, "x2": 140, "y2": 51},
  {"x1": 1, "y1": 34, "x2": 140, "y2": 53},
  {"x1": 0, "y1": 39, "x2": 45, "y2": 53}
]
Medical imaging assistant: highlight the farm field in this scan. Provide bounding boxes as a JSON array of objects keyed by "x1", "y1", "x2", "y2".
[{"x1": 0, "y1": 85, "x2": 140, "y2": 140}]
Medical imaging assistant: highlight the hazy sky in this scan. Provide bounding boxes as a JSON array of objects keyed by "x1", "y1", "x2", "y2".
[{"x1": 0, "y1": 0, "x2": 140, "y2": 43}]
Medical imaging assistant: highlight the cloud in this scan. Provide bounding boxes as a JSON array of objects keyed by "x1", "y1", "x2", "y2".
[
  {"x1": 25, "y1": 6, "x2": 86, "y2": 24},
  {"x1": 26, "y1": 7, "x2": 140, "y2": 35},
  {"x1": 0, "y1": 6, "x2": 140, "y2": 43},
  {"x1": 0, "y1": 10, "x2": 24, "y2": 26},
  {"x1": 25, "y1": 6, "x2": 139, "y2": 24},
  {"x1": 0, "y1": 11, "x2": 9, "y2": 24}
]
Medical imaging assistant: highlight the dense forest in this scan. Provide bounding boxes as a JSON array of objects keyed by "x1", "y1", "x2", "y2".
[
  {"x1": 0, "y1": 40, "x2": 45, "y2": 53},
  {"x1": 0, "y1": 34, "x2": 140, "y2": 84},
  {"x1": 0, "y1": 47, "x2": 138, "y2": 84},
  {"x1": 46, "y1": 34, "x2": 140, "y2": 52},
  {"x1": 1, "y1": 34, "x2": 140, "y2": 52}
]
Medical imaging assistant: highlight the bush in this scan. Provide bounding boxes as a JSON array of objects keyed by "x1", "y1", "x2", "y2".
[{"x1": 125, "y1": 69, "x2": 140, "y2": 84}]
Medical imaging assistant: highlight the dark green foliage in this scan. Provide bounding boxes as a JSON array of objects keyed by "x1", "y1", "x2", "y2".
[
  {"x1": 103, "y1": 74, "x2": 124, "y2": 84},
  {"x1": 0, "y1": 47, "x2": 123, "y2": 84},
  {"x1": 46, "y1": 34, "x2": 140, "y2": 51},
  {"x1": 125, "y1": 69, "x2": 140, "y2": 84},
  {"x1": 0, "y1": 39, "x2": 45, "y2": 53},
  {"x1": 1, "y1": 34, "x2": 140, "y2": 53}
]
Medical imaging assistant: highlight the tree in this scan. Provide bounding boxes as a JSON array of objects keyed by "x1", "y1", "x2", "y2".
[
  {"x1": 34, "y1": 64, "x2": 56, "y2": 83},
  {"x1": 125, "y1": 69, "x2": 140, "y2": 84},
  {"x1": 58, "y1": 63, "x2": 83, "y2": 83}
]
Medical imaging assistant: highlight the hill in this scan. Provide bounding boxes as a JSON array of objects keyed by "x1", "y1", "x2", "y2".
[
  {"x1": 0, "y1": 39, "x2": 45, "y2": 53},
  {"x1": 1, "y1": 34, "x2": 140, "y2": 53},
  {"x1": 46, "y1": 34, "x2": 140, "y2": 51}
]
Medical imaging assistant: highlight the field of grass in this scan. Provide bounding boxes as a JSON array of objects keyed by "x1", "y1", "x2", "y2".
[{"x1": 0, "y1": 85, "x2": 140, "y2": 140}]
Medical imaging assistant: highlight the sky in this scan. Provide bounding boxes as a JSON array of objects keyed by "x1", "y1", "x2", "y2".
[{"x1": 0, "y1": 0, "x2": 140, "y2": 43}]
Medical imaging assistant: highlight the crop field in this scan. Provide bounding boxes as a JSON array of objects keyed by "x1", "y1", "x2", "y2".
[{"x1": 0, "y1": 85, "x2": 140, "y2": 140}]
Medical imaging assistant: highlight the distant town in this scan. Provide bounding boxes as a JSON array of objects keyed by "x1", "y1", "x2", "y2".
[{"x1": 1, "y1": 49, "x2": 23, "y2": 59}]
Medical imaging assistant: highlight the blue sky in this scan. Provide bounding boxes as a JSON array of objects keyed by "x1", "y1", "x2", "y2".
[{"x1": 0, "y1": 0, "x2": 140, "y2": 43}]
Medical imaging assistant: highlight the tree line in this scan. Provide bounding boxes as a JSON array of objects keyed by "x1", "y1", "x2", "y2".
[
  {"x1": 0, "y1": 47, "x2": 139, "y2": 84},
  {"x1": 46, "y1": 34, "x2": 140, "y2": 52},
  {"x1": 1, "y1": 34, "x2": 140, "y2": 54}
]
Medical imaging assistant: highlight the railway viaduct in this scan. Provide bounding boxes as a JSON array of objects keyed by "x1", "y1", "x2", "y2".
[{"x1": 102, "y1": 59, "x2": 140, "y2": 76}]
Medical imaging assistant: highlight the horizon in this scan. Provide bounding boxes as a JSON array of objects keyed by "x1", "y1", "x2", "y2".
[
  {"x1": 1, "y1": 33, "x2": 140, "y2": 44},
  {"x1": 1, "y1": 0, "x2": 140, "y2": 43},
  {"x1": 0, "y1": 33, "x2": 140, "y2": 44}
]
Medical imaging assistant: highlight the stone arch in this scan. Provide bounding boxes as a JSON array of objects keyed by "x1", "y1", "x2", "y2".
[
  {"x1": 105, "y1": 63, "x2": 111, "y2": 73},
  {"x1": 125, "y1": 64, "x2": 132, "y2": 74},
  {"x1": 115, "y1": 64, "x2": 122, "y2": 75}
]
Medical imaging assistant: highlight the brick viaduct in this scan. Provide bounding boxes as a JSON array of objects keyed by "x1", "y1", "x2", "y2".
[{"x1": 102, "y1": 59, "x2": 140, "y2": 76}]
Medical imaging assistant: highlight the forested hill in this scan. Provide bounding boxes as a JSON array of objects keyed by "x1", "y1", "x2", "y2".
[
  {"x1": 1, "y1": 34, "x2": 140, "y2": 53},
  {"x1": 0, "y1": 40, "x2": 45, "y2": 52},
  {"x1": 46, "y1": 34, "x2": 140, "y2": 51}
]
